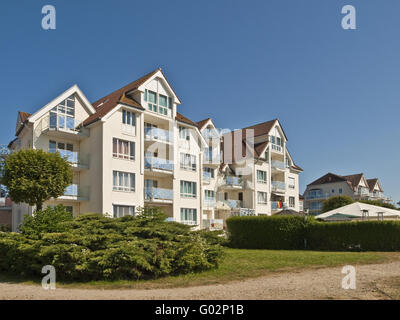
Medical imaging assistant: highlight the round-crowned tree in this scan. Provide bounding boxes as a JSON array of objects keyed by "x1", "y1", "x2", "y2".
[
  {"x1": 0, "y1": 149, "x2": 72, "y2": 211},
  {"x1": 322, "y1": 195, "x2": 354, "y2": 213}
]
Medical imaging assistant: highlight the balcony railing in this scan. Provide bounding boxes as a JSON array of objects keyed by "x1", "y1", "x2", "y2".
[
  {"x1": 145, "y1": 187, "x2": 173, "y2": 201},
  {"x1": 223, "y1": 176, "x2": 243, "y2": 187},
  {"x1": 145, "y1": 157, "x2": 174, "y2": 172},
  {"x1": 63, "y1": 184, "x2": 89, "y2": 200},
  {"x1": 203, "y1": 199, "x2": 216, "y2": 207},
  {"x1": 271, "y1": 160, "x2": 285, "y2": 170},
  {"x1": 305, "y1": 193, "x2": 331, "y2": 200},
  {"x1": 203, "y1": 152, "x2": 222, "y2": 164},
  {"x1": 224, "y1": 199, "x2": 243, "y2": 209},
  {"x1": 144, "y1": 127, "x2": 172, "y2": 143},
  {"x1": 231, "y1": 208, "x2": 256, "y2": 216},
  {"x1": 49, "y1": 149, "x2": 89, "y2": 167},
  {"x1": 38, "y1": 114, "x2": 89, "y2": 137},
  {"x1": 181, "y1": 220, "x2": 198, "y2": 226},
  {"x1": 271, "y1": 201, "x2": 286, "y2": 210},
  {"x1": 271, "y1": 181, "x2": 286, "y2": 191},
  {"x1": 271, "y1": 144, "x2": 283, "y2": 153},
  {"x1": 0, "y1": 197, "x2": 12, "y2": 207}
]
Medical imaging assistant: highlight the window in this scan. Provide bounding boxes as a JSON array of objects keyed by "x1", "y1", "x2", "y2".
[
  {"x1": 158, "y1": 94, "x2": 168, "y2": 115},
  {"x1": 113, "y1": 138, "x2": 135, "y2": 160},
  {"x1": 113, "y1": 171, "x2": 135, "y2": 192},
  {"x1": 122, "y1": 110, "x2": 136, "y2": 135},
  {"x1": 257, "y1": 192, "x2": 268, "y2": 204},
  {"x1": 204, "y1": 190, "x2": 215, "y2": 200},
  {"x1": 339, "y1": 188, "x2": 343, "y2": 194},
  {"x1": 203, "y1": 167, "x2": 215, "y2": 178},
  {"x1": 289, "y1": 196, "x2": 295, "y2": 208},
  {"x1": 180, "y1": 153, "x2": 196, "y2": 171},
  {"x1": 113, "y1": 205, "x2": 135, "y2": 218},
  {"x1": 180, "y1": 181, "x2": 196, "y2": 198},
  {"x1": 288, "y1": 177, "x2": 295, "y2": 189},
  {"x1": 50, "y1": 95, "x2": 75, "y2": 130},
  {"x1": 257, "y1": 170, "x2": 267, "y2": 183},
  {"x1": 238, "y1": 192, "x2": 243, "y2": 201},
  {"x1": 145, "y1": 89, "x2": 170, "y2": 116},
  {"x1": 179, "y1": 126, "x2": 190, "y2": 141},
  {"x1": 180, "y1": 208, "x2": 197, "y2": 224},
  {"x1": 65, "y1": 206, "x2": 73, "y2": 214}
]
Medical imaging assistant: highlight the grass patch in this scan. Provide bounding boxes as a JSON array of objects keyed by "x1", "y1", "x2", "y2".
[{"x1": 1, "y1": 249, "x2": 399, "y2": 290}]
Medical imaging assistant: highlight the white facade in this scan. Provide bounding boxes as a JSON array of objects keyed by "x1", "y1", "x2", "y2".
[{"x1": 8, "y1": 68, "x2": 302, "y2": 231}]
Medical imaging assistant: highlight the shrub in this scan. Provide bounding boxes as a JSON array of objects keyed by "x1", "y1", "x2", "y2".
[
  {"x1": 226, "y1": 215, "x2": 400, "y2": 251},
  {"x1": 19, "y1": 205, "x2": 73, "y2": 236},
  {"x1": 322, "y1": 195, "x2": 354, "y2": 213},
  {"x1": 226, "y1": 215, "x2": 313, "y2": 249},
  {"x1": 0, "y1": 208, "x2": 224, "y2": 281}
]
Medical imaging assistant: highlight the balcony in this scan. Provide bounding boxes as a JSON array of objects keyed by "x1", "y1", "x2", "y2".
[
  {"x1": 231, "y1": 208, "x2": 256, "y2": 216},
  {"x1": 203, "y1": 198, "x2": 216, "y2": 208},
  {"x1": 271, "y1": 201, "x2": 286, "y2": 210},
  {"x1": 271, "y1": 160, "x2": 286, "y2": 171},
  {"x1": 145, "y1": 187, "x2": 173, "y2": 203},
  {"x1": 203, "y1": 152, "x2": 222, "y2": 166},
  {"x1": 271, "y1": 181, "x2": 286, "y2": 193},
  {"x1": 37, "y1": 114, "x2": 89, "y2": 141},
  {"x1": 271, "y1": 143, "x2": 283, "y2": 153},
  {"x1": 144, "y1": 127, "x2": 172, "y2": 144},
  {"x1": 58, "y1": 184, "x2": 89, "y2": 201},
  {"x1": 305, "y1": 192, "x2": 331, "y2": 200},
  {"x1": 49, "y1": 149, "x2": 89, "y2": 170},
  {"x1": 221, "y1": 176, "x2": 244, "y2": 189},
  {"x1": 144, "y1": 157, "x2": 174, "y2": 175}
]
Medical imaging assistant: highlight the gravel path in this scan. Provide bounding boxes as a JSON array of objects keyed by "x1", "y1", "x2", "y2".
[{"x1": 1, "y1": 261, "x2": 399, "y2": 300}]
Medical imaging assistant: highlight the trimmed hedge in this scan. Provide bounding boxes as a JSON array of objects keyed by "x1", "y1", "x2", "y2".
[
  {"x1": 226, "y1": 215, "x2": 311, "y2": 250},
  {"x1": 226, "y1": 216, "x2": 400, "y2": 251}
]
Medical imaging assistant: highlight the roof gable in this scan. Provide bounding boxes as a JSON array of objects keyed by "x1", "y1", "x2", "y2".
[{"x1": 29, "y1": 85, "x2": 95, "y2": 123}]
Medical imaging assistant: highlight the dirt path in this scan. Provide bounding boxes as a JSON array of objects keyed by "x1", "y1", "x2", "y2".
[{"x1": 1, "y1": 261, "x2": 400, "y2": 300}]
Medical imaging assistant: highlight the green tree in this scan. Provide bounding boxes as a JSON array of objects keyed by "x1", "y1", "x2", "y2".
[
  {"x1": 322, "y1": 195, "x2": 354, "y2": 213},
  {"x1": 0, "y1": 149, "x2": 72, "y2": 211}
]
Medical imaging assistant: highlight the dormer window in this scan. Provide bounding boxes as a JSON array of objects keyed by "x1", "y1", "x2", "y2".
[{"x1": 144, "y1": 89, "x2": 171, "y2": 116}]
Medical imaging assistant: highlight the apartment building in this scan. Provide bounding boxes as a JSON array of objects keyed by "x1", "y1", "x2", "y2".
[
  {"x1": 303, "y1": 172, "x2": 392, "y2": 215},
  {"x1": 8, "y1": 68, "x2": 302, "y2": 231}
]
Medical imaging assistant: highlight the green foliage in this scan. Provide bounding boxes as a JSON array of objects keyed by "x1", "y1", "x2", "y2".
[
  {"x1": 306, "y1": 220, "x2": 400, "y2": 251},
  {"x1": 19, "y1": 205, "x2": 73, "y2": 236},
  {"x1": 322, "y1": 195, "x2": 354, "y2": 213},
  {"x1": 0, "y1": 225, "x2": 11, "y2": 232},
  {"x1": 226, "y1": 215, "x2": 400, "y2": 251},
  {"x1": 0, "y1": 149, "x2": 72, "y2": 210},
  {"x1": 226, "y1": 215, "x2": 313, "y2": 249},
  {"x1": 193, "y1": 230, "x2": 229, "y2": 246},
  {"x1": 359, "y1": 199, "x2": 399, "y2": 210},
  {"x1": 0, "y1": 209, "x2": 224, "y2": 281}
]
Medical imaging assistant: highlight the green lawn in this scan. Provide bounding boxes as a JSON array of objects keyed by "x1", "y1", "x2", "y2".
[
  {"x1": 56, "y1": 249, "x2": 400, "y2": 290},
  {"x1": 1, "y1": 248, "x2": 399, "y2": 290}
]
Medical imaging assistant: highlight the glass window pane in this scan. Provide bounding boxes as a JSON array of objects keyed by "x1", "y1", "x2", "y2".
[
  {"x1": 159, "y1": 95, "x2": 167, "y2": 107},
  {"x1": 66, "y1": 117, "x2": 74, "y2": 129},
  {"x1": 58, "y1": 115, "x2": 65, "y2": 128}
]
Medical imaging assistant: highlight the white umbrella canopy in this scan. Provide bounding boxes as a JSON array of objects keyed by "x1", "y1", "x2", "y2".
[{"x1": 316, "y1": 202, "x2": 400, "y2": 221}]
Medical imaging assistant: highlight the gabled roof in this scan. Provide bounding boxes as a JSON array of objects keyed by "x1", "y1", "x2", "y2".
[
  {"x1": 308, "y1": 173, "x2": 348, "y2": 186},
  {"x1": 15, "y1": 111, "x2": 32, "y2": 136},
  {"x1": 343, "y1": 173, "x2": 364, "y2": 189},
  {"x1": 82, "y1": 69, "x2": 160, "y2": 126},
  {"x1": 18, "y1": 111, "x2": 31, "y2": 123},
  {"x1": 176, "y1": 112, "x2": 197, "y2": 127},
  {"x1": 242, "y1": 118, "x2": 288, "y2": 141},
  {"x1": 196, "y1": 118, "x2": 212, "y2": 130},
  {"x1": 367, "y1": 178, "x2": 382, "y2": 192}
]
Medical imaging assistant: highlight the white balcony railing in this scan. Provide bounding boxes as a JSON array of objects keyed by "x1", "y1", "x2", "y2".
[
  {"x1": 38, "y1": 114, "x2": 89, "y2": 137},
  {"x1": 49, "y1": 149, "x2": 89, "y2": 168},
  {"x1": 144, "y1": 127, "x2": 172, "y2": 143},
  {"x1": 145, "y1": 187, "x2": 173, "y2": 201},
  {"x1": 62, "y1": 184, "x2": 89, "y2": 200},
  {"x1": 271, "y1": 181, "x2": 286, "y2": 191},
  {"x1": 145, "y1": 157, "x2": 174, "y2": 172},
  {"x1": 271, "y1": 160, "x2": 285, "y2": 170}
]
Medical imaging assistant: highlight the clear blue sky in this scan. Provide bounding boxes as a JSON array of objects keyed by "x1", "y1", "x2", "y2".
[{"x1": 0, "y1": 1, "x2": 399, "y2": 202}]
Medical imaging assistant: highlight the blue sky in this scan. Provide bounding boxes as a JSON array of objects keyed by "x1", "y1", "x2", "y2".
[{"x1": 0, "y1": 0, "x2": 399, "y2": 202}]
